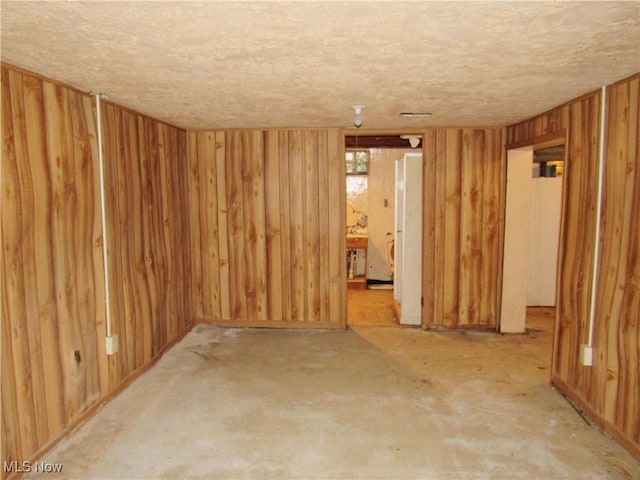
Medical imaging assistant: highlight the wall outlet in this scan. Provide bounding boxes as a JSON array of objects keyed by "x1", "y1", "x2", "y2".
[
  {"x1": 580, "y1": 344, "x2": 593, "y2": 366},
  {"x1": 105, "y1": 335, "x2": 119, "y2": 355}
]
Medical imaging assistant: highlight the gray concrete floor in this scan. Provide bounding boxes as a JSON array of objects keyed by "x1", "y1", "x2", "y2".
[{"x1": 31, "y1": 310, "x2": 639, "y2": 479}]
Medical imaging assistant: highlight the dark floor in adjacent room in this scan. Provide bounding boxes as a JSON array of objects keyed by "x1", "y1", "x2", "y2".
[{"x1": 28, "y1": 302, "x2": 640, "y2": 479}]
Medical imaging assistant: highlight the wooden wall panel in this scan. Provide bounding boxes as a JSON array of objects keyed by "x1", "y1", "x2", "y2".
[
  {"x1": 564, "y1": 96, "x2": 600, "y2": 398},
  {"x1": 2, "y1": 66, "x2": 104, "y2": 469},
  {"x1": 188, "y1": 129, "x2": 345, "y2": 327},
  {"x1": 264, "y1": 131, "x2": 283, "y2": 320},
  {"x1": 458, "y1": 130, "x2": 485, "y2": 326},
  {"x1": 598, "y1": 76, "x2": 640, "y2": 451},
  {"x1": 303, "y1": 131, "x2": 321, "y2": 321},
  {"x1": 2, "y1": 64, "x2": 193, "y2": 474},
  {"x1": 326, "y1": 130, "x2": 346, "y2": 323},
  {"x1": 101, "y1": 105, "x2": 192, "y2": 388},
  {"x1": 507, "y1": 73, "x2": 640, "y2": 458},
  {"x1": 422, "y1": 129, "x2": 439, "y2": 326},
  {"x1": 215, "y1": 132, "x2": 231, "y2": 321},
  {"x1": 288, "y1": 131, "x2": 306, "y2": 321},
  {"x1": 278, "y1": 131, "x2": 294, "y2": 321},
  {"x1": 317, "y1": 131, "x2": 331, "y2": 322},
  {"x1": 443, "y1": 130, "x2": 462, "y2": 327},
  {"x1": 506, "y1": 105, "x2": 569, "y2": 146},
  {"x1": 481, "y1": 129, "x2": 504, "y2": 327},
  {"x1": 422, "y1": 127, "x2": 504, "y2": 329},
  {"x1": 187, "y1": 131, "x2": 226, "y2": 322}
]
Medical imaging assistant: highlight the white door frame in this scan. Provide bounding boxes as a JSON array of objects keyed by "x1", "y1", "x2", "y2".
[
  {"x1": 396, "y1": 153, "x2": 423, "y2": 326},
  {"x1": 501, "y1": 148, "x2": 534, "y2": 333},
  {"x1": 500, "y1": 137, "x2": 567, "y2": 334}
]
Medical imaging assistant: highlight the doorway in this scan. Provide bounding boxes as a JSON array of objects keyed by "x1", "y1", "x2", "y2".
[
  {"x1": 344, "y1": 134, "x2": 423, "y2": 327},
  {"x1": 501, "y1": 140, "x2": 566, "y2": 334}
]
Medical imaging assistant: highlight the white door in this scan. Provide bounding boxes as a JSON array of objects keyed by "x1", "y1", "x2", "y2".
[
  {"x1": 395, "y1": 153, "x2": 423, "y2": 326},
  {"x1": 394, "y1": 159, "x2": 404, "y2": 303}
]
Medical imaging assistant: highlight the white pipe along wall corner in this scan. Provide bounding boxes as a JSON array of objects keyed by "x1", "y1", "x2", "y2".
[
  {"x1": 95, "y1": 92, "x2": 118, "y2": 356},
  {"x1": 582, "y1": 84, "x2": 608, "y2": 367}
]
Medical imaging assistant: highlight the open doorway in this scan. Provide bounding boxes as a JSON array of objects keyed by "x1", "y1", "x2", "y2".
[
  {"x1": 501, "y1": 140, "x2": 566, "y2": 334},
  {"x1": 345, "y1": 134, "x2": 423, "y2": 327}
]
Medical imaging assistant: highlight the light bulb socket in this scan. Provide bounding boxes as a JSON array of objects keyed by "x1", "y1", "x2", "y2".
[{"x1": 352, "y1": 105, "x2": 365, "y2": 128}]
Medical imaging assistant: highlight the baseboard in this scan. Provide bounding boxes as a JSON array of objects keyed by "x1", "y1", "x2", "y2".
[
  {"x1": 552, "y1": 374, "x2": 640, "y2": 460},
  {"x1": 196, "y1": 317, "x2": 345, "y2": 330},
  {"x1": 4, "y1": 319, "x2": 197, "y2": 480}
]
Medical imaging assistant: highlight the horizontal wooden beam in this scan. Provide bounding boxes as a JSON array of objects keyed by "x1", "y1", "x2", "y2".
[{"x1": 345, "y1": 135, "x2": 421, "y2": 149}]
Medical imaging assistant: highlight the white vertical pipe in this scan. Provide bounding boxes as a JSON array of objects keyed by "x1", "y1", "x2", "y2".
[
  {"x1": 586, "y1": 85, "x2": 607, "y2": 348},
  {"x1": 95, "y1": 93, "x2": 113, "y2": 339}
]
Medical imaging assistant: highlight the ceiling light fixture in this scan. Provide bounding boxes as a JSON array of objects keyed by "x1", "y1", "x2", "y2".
[
  {"x1": 352, "y1": 105, "x2": 365, "y2": 128},
  {"x1": 399, "y1": 112, "x2": 432, "y2": 118}
]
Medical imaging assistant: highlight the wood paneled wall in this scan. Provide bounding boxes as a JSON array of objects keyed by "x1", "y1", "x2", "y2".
[
  {"x1": 507, "y1": 73, "x2": 640, "y2": 458},
  {"x1": 597, "y1": 75, "x2": 639, "y2": 454},
  {"x1": 422, "y1": 128, "x2": 505, "y2": 329},
  {"x1": 1, "y1": 64, "x2": 193, "y2": 474},
  {"x1": 188, "y1": 127, "x2": 504, "y2": 330},
  {"x1": 2, "y1": 66, "x2": 105, "y2": 467},
  {"x1": 187, "y1": 129, "x2": 346, "y2": 328},
  {"x1": 101, "y1": 103, "x2": 192, "y2": 387}
]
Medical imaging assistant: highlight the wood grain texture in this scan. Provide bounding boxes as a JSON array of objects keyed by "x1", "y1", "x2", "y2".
[
  {"x1": 327, "y1": 130, "x2": 347, "y2": 323},
  {"x1": 101, "y1": 105, "x2": 192, "y2": 388},
  {"x1": 422, "y1": 129, "x2": 439, "y2": 325},
  {"x1": 481, "y1": 128, "x2": 505, "y2": 327},
  {"x1": 264, "y1": 131, "x2": 283, "y2": 320},
  {"x1": 443, "y1": 130, "x2": 462, "y2": 328},
  {"x1": 599, "y1": 76, "x2": 640, "y2": 450},
  {"x1": 508, "y1": 73, "x2": 640, "y2": 458},
  {"x1": 458, "y1": 130, "x2": 484, "y2": 326},
  {"x1": 2, "y1": 66, "x2": 104, "y2": 469},
  {"x1": 215, "y1": 131, "x2": 231, "y2": 320},
  {"x1": 277, "y1": 131, "x2": 293, "y2": 322},
  {"x1": 188, "y1": 129, "x2": 345, "y2": 327},
  {"x1": 421, "y1": 128, "x2": 504, "y2": 329},
  {"x1": 1, "y1": 64, "x2": 193, "y2": 473}
]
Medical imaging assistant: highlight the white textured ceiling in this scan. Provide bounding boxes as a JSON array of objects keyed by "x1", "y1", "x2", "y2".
[{"x1": 1, "y1": 1, "x2": 639, "y2": 130}]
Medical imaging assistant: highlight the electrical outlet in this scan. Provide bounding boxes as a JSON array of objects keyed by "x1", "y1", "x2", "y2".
[
  {"x1": 580, "y1": 344, "x2": 593, "y2": 366},
  {"x1": 105, "y1": 335, "x2": 119, "y2": 355}
]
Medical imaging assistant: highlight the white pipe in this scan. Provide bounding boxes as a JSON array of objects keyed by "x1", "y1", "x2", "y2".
[
  {"x1": 586, "y1": 85, "x2": 607, "y2": 348},
  {"x1": 95, "y1": 93, "x2": 113, "y2": 340}
]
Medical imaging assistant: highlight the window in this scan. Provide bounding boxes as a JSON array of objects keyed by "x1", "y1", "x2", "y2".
[{"x1": 345, "y1": 150, "x2": 369, "y2": 174}]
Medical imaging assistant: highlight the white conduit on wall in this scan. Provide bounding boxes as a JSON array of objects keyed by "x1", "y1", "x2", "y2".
[
  {"x1": 95, "y1": 93, "x2": 117, "y2": 355},
  {"x1": 584, "y1": 85, "x2": 608, "y2": 363}
]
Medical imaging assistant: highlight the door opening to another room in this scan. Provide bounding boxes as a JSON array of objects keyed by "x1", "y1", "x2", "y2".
[
  {"x1": 501, "y1": 140, "x2": 566, "y2": 336},
  {"x1": 344, "y1": 134, "x2": 423, "y2": 327}
]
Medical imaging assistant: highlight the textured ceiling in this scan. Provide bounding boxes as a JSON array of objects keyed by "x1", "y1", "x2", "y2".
[{"x1": 2, "y1": 1, "x2": 639, "y2": 130}]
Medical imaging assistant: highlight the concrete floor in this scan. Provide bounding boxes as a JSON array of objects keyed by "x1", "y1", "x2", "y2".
[{"x1": 30, "y1": 301, "x2": 639, "y2": 479}]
